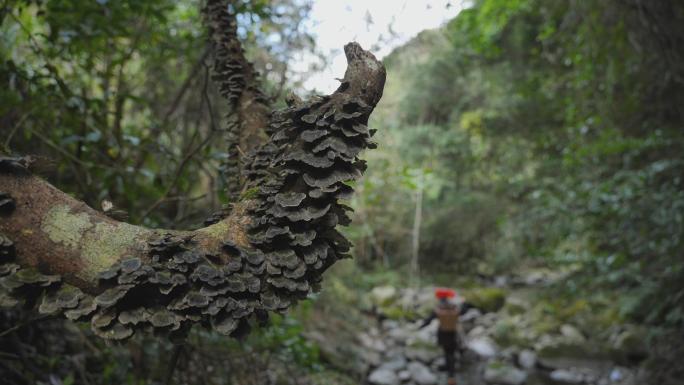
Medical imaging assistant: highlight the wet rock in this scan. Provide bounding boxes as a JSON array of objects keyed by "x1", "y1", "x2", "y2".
[
  {"x1": 368, "y1": 368, "x2": 398, "y2": 385},
  {"x1": 408, "y1": 361, "x2": 437, "y2": 385},
  {"x1": 398, "y1": 370, "x2": 411, "y2": 381},
  {"x1": 483, "y1": 362, "x2": 527, "y2": 385}
]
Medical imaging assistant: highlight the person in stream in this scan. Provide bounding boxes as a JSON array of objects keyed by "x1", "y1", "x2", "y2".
[{"x1": 418, "y1": 288, "x2": 468, "y2": 385}]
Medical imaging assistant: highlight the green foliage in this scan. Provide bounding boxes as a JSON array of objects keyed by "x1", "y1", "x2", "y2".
[
  {"x1": 354, "y1": 0, "x2": 684, "y2": 339},
  {"x1": 251, "y1": 305, "x2": 322, "y2": 370},
  {"x1": 1, "y1": 0, "x2": 316, "y2": 228}
]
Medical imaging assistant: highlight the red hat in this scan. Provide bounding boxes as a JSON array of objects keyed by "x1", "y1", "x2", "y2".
[{"x1": 435, "y1": 287, "x2": 456, "y2": 299}]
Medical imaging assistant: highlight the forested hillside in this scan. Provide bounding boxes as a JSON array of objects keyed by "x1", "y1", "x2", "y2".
[
  {"x1": 348, "y1": 0, "x2": 684, "y2": 382},
  {"x1": 357, "y1": 0, "x2": 684, "y2": 337}
]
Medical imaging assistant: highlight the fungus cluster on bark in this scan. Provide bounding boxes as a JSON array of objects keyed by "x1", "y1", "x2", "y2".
[{"x1": 0, "y1": 1, "x2": 385, "y2": 341}]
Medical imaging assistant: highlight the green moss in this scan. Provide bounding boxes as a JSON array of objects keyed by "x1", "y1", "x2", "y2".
[
  {"x1": 463, "y1": 287, "x2": 506, "y2": 312},
  {"x1": 380, "y1": 305, "x2": 417, "y2": 320},
  {"x1": 196, "y1": 221, "x2": 231, "y2": 243}
]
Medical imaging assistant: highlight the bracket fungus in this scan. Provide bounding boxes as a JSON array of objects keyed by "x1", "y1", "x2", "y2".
[{"x1": 0, "y1": 0, "x2": 385, "y2": 341}]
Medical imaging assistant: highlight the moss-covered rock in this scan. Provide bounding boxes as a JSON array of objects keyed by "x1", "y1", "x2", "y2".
[
  {"x1": 610, "y1": 325, "x2": 649, "y2": 362},
  {"x1": 369, "y1": 285, "x2": 398, "y2": 307},
  {"x1": 463, "y1": 287, "x2": 506, "y2": 312},
  {"x1": 503, "y1": 296, "x2": 528, "y2": 315}
]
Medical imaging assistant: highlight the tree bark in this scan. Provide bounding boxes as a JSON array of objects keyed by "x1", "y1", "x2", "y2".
[
  {"x1": 204, "y1": 0, "x2": 272, "y2": 201},
  {"x1": 0, "y1": 1, "x2": 385, "y2": 340}
]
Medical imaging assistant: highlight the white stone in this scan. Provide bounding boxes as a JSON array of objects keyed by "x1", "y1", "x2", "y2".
[
  {"x1": 379, "y1": 355, "x2": 408, "y2": 372},
  {"x1": 398, "y1": 370, "x2": 411, "y2": 381},
  {"x1": 369, "y1": 368, "x2": 399, "y2": 385},
  {"x1": 467, "y1": 337, "x2": 498, "y2": 358},
  {"x1": 549, "y1": 369, "x2": 585, "y2": 384},
  {"x1": 560, "y1": 324, "x2": 586, "y2": 342},
  {"x1": 408, "y1": 319, "x2": 438, "y2": 346},
  {"x1": 388, "y1": 326, "x2": 411, "y2": 342},
  {"x1": 408, "y1": 361, "x2": 438, "y2": 385},
  {"x1": 461, "y1": 308, "x2": 483, "y2": 322},
  {"x1": 382, "y1": 319, "x2": 400, "y2": 330},
  {"x1": 371, "y1": 286, "x2": 397, "y2": 305},
  {"x1": 518, "y1": 349, "x2": 537, "y2": 370},
  {"x1": 359, "y1": 332, "x2": 388, "y2": 352},
  {"x1": 467, "y1": 325, "x2": 487, "y2": 339}
]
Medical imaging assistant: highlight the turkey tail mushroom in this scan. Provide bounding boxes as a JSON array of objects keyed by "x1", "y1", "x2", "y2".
[{"x1": 0, "y1": 36, "x2": 384, "y2": 340}]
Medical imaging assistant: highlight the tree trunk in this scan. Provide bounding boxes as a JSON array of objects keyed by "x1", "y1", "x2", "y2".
[
  {"x1": 0, "y1": 0, "x2": 385, "y2": 340},
  {"x1": 410, "y1": 172, "x2": 423, "y2": 286}
]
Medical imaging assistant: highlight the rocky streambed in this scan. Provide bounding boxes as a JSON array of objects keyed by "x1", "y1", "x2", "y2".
[{"x1": 352, "y1": 277, "x2": 647, "y2": 385}]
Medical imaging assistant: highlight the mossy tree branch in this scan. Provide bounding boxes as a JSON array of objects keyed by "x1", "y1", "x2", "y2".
[{"x1": 0, "y1": 2, "x2": 386, "y2": 340}]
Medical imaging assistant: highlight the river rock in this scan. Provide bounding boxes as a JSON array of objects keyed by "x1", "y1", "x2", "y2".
[
  {"x1": 379, "y1": 354, "x2": 408, "y2": 372},
  {"x1": 398, "y1": 370, "x2": 411, "y2": 381},
  {"x1": 518, "y1": 349, "x2": 537, "y2": 369},
  {"x1": 476, "y1": 312, "x2": 499, "y2": 328},
  {"x1": 382, "y1": 319, "x2": 400, "y2": 331},
  {"x1": 360, "y1": 331, "x2": 388, "y2": 352},
  {"x1": 467, "y1": 325, "x2": 487, "y2": 339},
  {"x1": 408, "y1": 361, "x2": 438, "y2": 385},
  {"x1": 409, "y1": 319, "x2": 438, "y2": 345},
  {"x1": 535, "y1": 336, "x2": 598, "y2": 369},
  {"x1": 369, "y1": 368, "x2": 398, "y2": 385},
  {"x1": 504, "y1": 297, "x2": 527, "y2": 315},
  {"x1": 461, "y1": 308, "x2": 483, "y2": 322},
  {"x1": 561, "y1": 324, "x2": 586, "y2": 343},
  {"x1": 467, "y1": 337, "x2": 498, "y2": 358},
  {"x1": 371, "y1": 286, "x2": 398, "y2": 306},
  {"x1": 484, "y1": 362, "x2": 527, "y2": 385},
  {"x1": 611, "y1": 326, "x2": 648, "y2": 361},
  {"x1": 405, "y1": 346, "x2": 440, "y2": 363},
  {"x1": 388, "y1": 325, "x2": 411, "y2": 343},
  {"x1": 549, "y1": 369, "x2": 585, "y2": 384}
]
